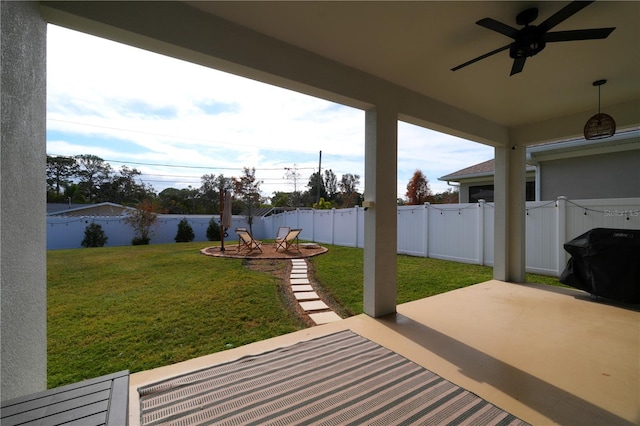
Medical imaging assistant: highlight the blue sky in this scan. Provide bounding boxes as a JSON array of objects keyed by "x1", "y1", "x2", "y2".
[{"x1": 47, "y1": 25, "x2": 494, "y2": 200}]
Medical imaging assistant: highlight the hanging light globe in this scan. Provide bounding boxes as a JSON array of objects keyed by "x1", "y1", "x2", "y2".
[
  {"x1": 584, "y1": 80, "x2": 616, "y2": 140},
  {"x1": 584, "y1": 113, "x2": 616, "y2": 140}
]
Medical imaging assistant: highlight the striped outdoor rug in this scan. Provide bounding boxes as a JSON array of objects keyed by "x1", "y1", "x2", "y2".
[{"x1": 139, "y1": 330, "x2": 529, "y2": 425}]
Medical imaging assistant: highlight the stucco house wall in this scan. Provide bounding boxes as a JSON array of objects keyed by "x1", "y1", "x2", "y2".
[
  {"x1": 539, "y1": 148, "x2": 640, "y2": 201},
  {"x1": 440, "y1": 131, "x2": 640, "y2": 202},
  {"x1": 1, "y1": 0, "x2": 48, "y2": 399}
]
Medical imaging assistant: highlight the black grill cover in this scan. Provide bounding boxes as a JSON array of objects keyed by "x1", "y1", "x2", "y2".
[{"x1": 560, "y1": 228, "x2": 640, "y2": 303}]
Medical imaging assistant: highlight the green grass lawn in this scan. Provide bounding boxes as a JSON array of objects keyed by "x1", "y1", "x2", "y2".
[
  {"x1": 47, "y1": 242, "x2": 562, "y2": 388},
  {"x1": 309, "y1": 245, "x2": 562, "y2": 315},
  {"x1": 47, "y1": 242, "x2": 305, "y2": 388}
]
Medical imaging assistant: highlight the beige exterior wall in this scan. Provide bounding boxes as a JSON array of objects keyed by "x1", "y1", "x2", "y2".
[{"x1": 540, "y1": 149, "x2": 640, "y2": 201}]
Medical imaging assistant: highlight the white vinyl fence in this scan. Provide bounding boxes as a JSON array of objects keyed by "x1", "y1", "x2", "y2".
[
  {"x1": 48, "y1": 197, "x2": 639, "y2": 277},
  {"x1": 47, "y1": 215, "x2": 250, "y2": 250},
  {"x1": 261, "y1": 196, "x2": 639, "y2": 277}
]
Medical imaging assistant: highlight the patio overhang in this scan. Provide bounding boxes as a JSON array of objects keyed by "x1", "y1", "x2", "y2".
[
  {"x1": 35, "y1": 0, "x2": 640, "y2": 287},
  {"x1": 2, "y1": 0, "x2": 639, "y2": 403}
]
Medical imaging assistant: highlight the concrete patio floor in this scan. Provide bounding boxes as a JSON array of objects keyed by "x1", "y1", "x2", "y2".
[{"x1": 129, "y1": 280, "x2": 639, "y2": 425}]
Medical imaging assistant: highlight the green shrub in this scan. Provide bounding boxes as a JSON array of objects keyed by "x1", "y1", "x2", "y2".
[
  {"x1": 81, "y1": 223, "x2": 108, "y2": 248},
  {"x1": 131, "y1": 236, "x2": 150, "y2": 246},
  {"x1": 206, "y1": 218, "x2": 221, "y2": 241},
  {"x1": 123, "y1": 200, "x2": 159, "y2": 246},
  {"x1": 175, "y1": 218, "x2": 195, "y2": 243},
  {"x1": 313, "y1": 197, "x2": 332, "y2": 210}
]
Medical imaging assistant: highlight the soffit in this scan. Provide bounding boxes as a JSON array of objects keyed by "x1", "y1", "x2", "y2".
[{"x1": 188, "y1": 1, "x2": 640, "y2": 129}]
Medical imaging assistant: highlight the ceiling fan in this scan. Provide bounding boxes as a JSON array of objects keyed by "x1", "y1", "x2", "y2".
[{"x1": 451, "y1": 1, "x2": 615, "y2": 76}]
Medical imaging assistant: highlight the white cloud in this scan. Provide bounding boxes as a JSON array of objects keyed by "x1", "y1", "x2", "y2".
[{"x1": 47, "y1": 24, "x2": 493, "y2": 200}]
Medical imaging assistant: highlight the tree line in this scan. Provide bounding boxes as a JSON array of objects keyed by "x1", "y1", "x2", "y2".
[
  {"x1": 47, "y1": 156, "x2": 456, "y2": 217},
  {"x1": 272, "y1": 169, "x2": 362, "y2": 210},
  {"x1": 46, "y1": 154, "x2": 264, "y2": 214},
  {"x1": 46, "y1": 155, "x2": 365, "y2": 214}
]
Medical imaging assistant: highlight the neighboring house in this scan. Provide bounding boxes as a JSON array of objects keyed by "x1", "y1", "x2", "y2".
[
  {"x1": 47, "y1": 202, "x2": 136, "y2": 217},
  {"x1": 439, "y1": 159, "x2": 536, "y2": 203},
  {"x1": 240, "y1": 206, "x2": 311, "y2": 217},
  {"x1": 439, "y1": 129, "x2": 640, "y2": 202}
]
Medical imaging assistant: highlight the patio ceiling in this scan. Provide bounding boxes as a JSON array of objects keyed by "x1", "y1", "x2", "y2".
[
  {"x1": 189, "y1": 1, "x2": 639, "y2": 131},
  {"x1": 42, "y1": 1, "x2": 640, "y2": 146},
  {"x1": 3, "y1": 0, "x2": 637, "y2": 402}
]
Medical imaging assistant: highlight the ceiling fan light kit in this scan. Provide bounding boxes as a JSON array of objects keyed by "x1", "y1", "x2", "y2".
[
  {"x1": 584, "y1": 79, "x2": 616, "y2": 140},
  {"x1": 451, "y1": 1, "x2": 616, "y2": 76}
]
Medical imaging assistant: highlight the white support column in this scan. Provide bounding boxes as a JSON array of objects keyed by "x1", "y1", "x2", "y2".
[
  {"x1": 363, "y1": 105, "x2": 398, "y2": 317},
  {"x1": 1, "y1": 1, "x2": 48, "y2": 399},
  {"x1": 493, "y1": 145, "x2": 527, "y2": 282}
]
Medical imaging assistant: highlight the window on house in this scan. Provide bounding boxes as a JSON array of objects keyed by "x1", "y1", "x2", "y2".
[
  {"x1": 525, "y1": 181, "x2": 535, "y2": 201},
  {"x1": 469, "y1": 185, "x2": 494, "y2": 203},
  {"x1": 469, "y1": 182, "x2": 535, "y2": 203}
]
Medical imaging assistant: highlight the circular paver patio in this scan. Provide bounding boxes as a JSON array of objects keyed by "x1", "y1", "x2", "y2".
[{"x1": 200, "y1": 243, "x2": 327, "y2": 259}]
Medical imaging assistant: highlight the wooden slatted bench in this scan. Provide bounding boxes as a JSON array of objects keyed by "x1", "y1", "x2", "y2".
[{"x1": 1, "y1": 370, "x2": 129, "y2": 426}]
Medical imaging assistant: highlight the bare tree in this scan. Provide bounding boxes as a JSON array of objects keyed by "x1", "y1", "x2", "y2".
[
  {"x1": 233, "y1": 167, "x2": 262, "y2": 234},
  {"x1": 123, "y1": 200, "x2": 160, "y2": 245},
  {"x1": 338, "y1": 173, "x2": 361, "y2": 208},
  {"x1": 285, "y1": 164, "x2": 302, "y2": 206},
  {"x1": 323, "y1": 169, "x2": 338, "y2": 201}
]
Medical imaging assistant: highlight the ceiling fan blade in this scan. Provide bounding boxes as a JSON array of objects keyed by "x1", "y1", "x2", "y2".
[
  {"x1": 451, "y1": 44, "x2": 510, "y2": 71},
  {"x1": 476, "y1": 18, "x2": 519, "y2": 38},
  {"x1": 545, "y1": 27, "x2": 615, "y2": 42},
  {"x1": 510, "y1": 57, "x2": 526, "y2": 76},
  {"x1": 538, "y1": 1, "x2": 594, "y2": 33}
]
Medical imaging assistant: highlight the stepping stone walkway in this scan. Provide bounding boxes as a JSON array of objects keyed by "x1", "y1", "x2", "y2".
[{"x1": 289, "y1": 259, "x2": 342, "y2": 325}]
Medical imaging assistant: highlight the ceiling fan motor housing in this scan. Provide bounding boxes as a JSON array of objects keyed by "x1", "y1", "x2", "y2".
[
  {"x1": 510, "y1": 27, "x2": 546, "y2": 58},
  {"x1": 516, "y1": 7, "x2": 539, "y2": 26}
]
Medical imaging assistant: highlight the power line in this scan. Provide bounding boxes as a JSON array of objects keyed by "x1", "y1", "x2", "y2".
[
  {"x1": 284, "y1": 164, "x2": 302, "y2": 192},
  {"x1": 47, "y1": 118, "x2": 350, "y2": 163},
  {"x1": 141, "y1": 178, "x2": 296, "y2": 186},
  {"x1": 47, "y1": 152, "x2": 361, "y2": 190},
  {"x1": 48, "y1": 154, "x2": 315, "y2": 172}
]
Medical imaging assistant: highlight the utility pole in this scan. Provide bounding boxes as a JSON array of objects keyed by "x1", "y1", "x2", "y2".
[{"x1": 316, "y1": 150, "x2": 322, "y2": 204}]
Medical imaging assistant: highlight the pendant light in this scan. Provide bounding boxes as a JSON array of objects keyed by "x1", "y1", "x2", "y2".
[{"x1": 584, "y1": 79, "x2": 616, "y2": 140}]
